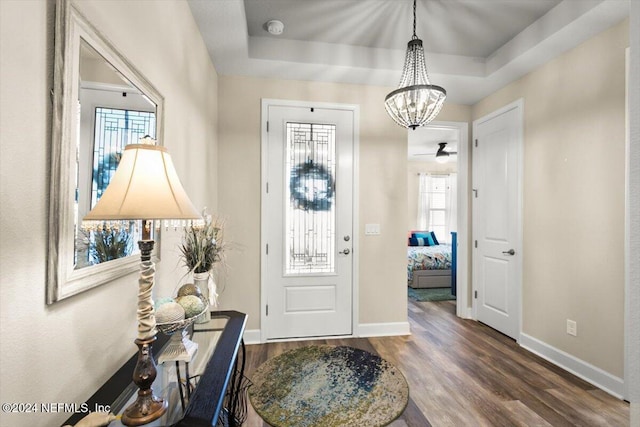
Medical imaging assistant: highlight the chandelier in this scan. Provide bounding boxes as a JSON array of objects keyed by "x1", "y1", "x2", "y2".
[{"x1": 385, "y1": 0, "x2": 446, "y2": 130}]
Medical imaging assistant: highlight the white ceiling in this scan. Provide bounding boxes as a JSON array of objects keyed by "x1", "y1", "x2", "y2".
[{"x1": 188, "y1": 0, "x2": 629, "y2": 105}]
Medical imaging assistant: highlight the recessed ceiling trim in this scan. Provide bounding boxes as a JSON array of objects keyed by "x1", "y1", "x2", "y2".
[
  {"x1": 487, "y1": 0, "x2": 628, "y2": 75},
  {"x1": 248, "y1": 36, "x2": 486, "y2": 77},
  {"x1": 188, "y1": 0, "x2": 629, "y2": 105}
]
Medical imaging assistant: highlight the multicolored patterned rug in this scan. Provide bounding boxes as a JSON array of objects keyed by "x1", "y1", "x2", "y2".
[{"x1": 249, "y1": 345, "x2": 409, "y2": 427}]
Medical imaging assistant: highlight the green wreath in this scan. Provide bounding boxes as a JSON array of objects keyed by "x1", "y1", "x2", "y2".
[{"x1": 289, "y1": 162, "x2": 335, "y2": 211}]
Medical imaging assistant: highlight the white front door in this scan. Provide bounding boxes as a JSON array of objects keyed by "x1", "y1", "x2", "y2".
[
  {"x1": 262, "y1": 101, "x2": 356, "y2": 340},
  {"x1": 472, "y1": 100, "x2": 523, "y2": 340}
]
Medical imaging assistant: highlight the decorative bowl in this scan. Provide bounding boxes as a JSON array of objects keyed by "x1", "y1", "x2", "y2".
[{"x1": 156, "y1": 300, "x2": 209, "y2": 335}]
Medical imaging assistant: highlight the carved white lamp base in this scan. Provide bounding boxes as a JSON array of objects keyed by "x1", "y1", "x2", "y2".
[{"x1": 158, "y1": 329, "x2": 198, "y2": 364}]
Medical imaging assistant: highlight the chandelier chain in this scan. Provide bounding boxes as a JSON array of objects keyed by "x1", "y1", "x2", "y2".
[{"x1": 412, "y1": 0, "x2": 417, "y2": 39}]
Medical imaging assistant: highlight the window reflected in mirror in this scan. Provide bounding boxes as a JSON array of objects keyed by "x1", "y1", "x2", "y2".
[{"x1": 74, "y1": 38, "x2": 156, "y2": 270}]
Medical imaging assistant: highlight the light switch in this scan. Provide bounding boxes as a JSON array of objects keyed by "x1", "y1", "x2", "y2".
[{"x1": 365, "y1": 224, "x2": 380, "y2": 235}]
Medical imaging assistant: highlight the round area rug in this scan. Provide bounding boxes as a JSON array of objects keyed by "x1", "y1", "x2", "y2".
[{"x1": 248, "y1": 345, "x2": 409, "y2": 427}]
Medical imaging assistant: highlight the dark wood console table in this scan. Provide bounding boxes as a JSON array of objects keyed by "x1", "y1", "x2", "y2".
[{"x1": 63, "y1": 310, "x2": 247, "y2": 427}]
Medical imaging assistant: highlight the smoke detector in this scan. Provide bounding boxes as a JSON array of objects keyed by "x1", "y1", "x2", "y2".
[{"x1": 266, "y1": 20, "x2": 284, "y2": 35}]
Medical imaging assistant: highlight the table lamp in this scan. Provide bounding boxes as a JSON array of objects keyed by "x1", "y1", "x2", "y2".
[{"x1": 84, "y1": 137, "x2": 201, "y2": 426}]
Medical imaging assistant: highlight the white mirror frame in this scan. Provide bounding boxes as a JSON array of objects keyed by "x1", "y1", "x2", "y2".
[{"x1": 47, "y1": 0, "x2": 164, "y2": 304}]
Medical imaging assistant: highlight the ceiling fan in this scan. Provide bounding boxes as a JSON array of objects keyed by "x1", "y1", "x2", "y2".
[{"x1": 414, "y1": 142, "x2": 458, "y2": 163}]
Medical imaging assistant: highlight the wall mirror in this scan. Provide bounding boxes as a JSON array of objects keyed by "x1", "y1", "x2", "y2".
[{"x1": 47, "y1": 0, "x2": 164, "y2": 304}]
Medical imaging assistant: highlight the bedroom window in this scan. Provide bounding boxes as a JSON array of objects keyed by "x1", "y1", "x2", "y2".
[{"x1": 417, "y1": 173, "x2": 457, "y2": 243}]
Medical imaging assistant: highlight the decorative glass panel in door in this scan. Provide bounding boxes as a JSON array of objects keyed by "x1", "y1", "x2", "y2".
[{"x1": 285, "y1": 122, "x2": 336, "y2": 275}]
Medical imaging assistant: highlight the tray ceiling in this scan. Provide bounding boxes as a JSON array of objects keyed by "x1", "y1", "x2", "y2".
[{"x1": 188, "y1": 0, "x2": 629, "y2": 105}]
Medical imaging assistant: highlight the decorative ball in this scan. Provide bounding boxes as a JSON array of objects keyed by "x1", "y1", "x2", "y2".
[
  {"x1": 155, "y1": 302, "x2": 185, "y2": 323},
  {"x1": 154, "y1": 297, "x2": 175, "y2": 311},
  {"x1": 177, "y1": 295, "x2": 205, "y2": 318},
  {"x1": 177, "y1": 283, "x2": 202, "y2": 298}
]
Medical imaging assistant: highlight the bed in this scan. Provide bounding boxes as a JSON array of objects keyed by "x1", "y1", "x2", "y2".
[{"x1": 407, "y1": 243, "x2": 453, "y2": 289}]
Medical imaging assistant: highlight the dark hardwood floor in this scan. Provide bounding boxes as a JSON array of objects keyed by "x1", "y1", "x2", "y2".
[{"x1": 241, "y1": 299, "x2": 629, "y2": 426}]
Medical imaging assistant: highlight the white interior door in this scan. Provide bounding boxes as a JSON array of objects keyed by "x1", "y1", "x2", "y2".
[
  {"x1": 262, "y1": 102, "x2": 355, "y2": 340},
  {"x1": 472, "y1": 100, "x2": 523, "y2": 340}
]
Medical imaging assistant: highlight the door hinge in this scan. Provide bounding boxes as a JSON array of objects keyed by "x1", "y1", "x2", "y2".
[
  {"x1": 266, "y1": 182, "x2": 269, "y2": 193},
  {"x1": 266, "y1": 244, "x2": 269, "y2": 255},
  {"x1": 473, "y1": 189, "x2": 478, "y2": 198},
  {"x1": 475, "y1": 139, "x2": 478, "y2": 147},
  {"x1": 474, "y1": 290, "x2": 478, "y2": 299},
  {"x1": 266, "y1": 304, "x2": 269, "y2": 316},
  {"x1": 266, "y1": 121, "x2": 269, "y2": 132},
  {"x1": 474, "y1": 240, "x2": 478, "y2": 248}
]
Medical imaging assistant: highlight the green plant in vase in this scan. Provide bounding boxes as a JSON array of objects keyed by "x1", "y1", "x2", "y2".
[
  {"x1": 89, "y1": 223, "x2": 133, "y2": 265},
  {"x1": 179, "y1": 211, "x2": 227, "y2": 321}
]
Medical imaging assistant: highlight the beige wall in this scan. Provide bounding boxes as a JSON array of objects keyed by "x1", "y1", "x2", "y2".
[
  {"x1": 472, "y1": 19, "x2": 629, "y2": 377},
  {"x1": 0, "y1": 1, "x2": 218, "y2": 426},
  {"x1": 217, "y1": 75, "x2": 470, "y2": 330},
  {"x1": 407, "y1": 160, "x2": 458, "y2": 231}
]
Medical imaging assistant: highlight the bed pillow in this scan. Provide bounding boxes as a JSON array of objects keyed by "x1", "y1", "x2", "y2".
[
  {"x1": 410, "y1": 232, "x2": 434, "y2": 246},
  {"x1": 409, "y1": 236, "x2": 430, "y2": 246},
  {"x1": 430, "y1": 231, "x2": 440, "y2": 246}
]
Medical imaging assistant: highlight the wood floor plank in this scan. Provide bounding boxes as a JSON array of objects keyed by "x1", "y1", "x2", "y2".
[
  {"x1": 502, "y1": 400, "x2": 553, "y2": 427},
  {"x1": 241, "y1": 298, "x2": 629, "y2": 426},
  {"x1": 545, "y1": 388, "x2": 624, "y2": 426}
]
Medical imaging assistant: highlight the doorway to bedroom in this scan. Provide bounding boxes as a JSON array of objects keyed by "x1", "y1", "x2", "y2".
[{"x1": 407, "y1": 122, "x2": 468, "y2": 317}]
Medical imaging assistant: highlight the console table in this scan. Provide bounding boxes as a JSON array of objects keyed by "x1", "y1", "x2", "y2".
[{"x1": 63, "y1": 310, "x2": 247, "y2": 427}]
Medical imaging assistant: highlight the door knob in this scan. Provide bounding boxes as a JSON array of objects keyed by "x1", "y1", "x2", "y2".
[
  {"x1": 502, "y1": 249, "x2": 515, "y2": 256},
  {"x1": 339, "y1": 248, "x2": 350, "y2": 255}
]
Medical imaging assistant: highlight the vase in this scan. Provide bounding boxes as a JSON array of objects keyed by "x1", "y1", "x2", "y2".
[{"x1": 194, "y1": 271, "x2": 217, "y2": 323}]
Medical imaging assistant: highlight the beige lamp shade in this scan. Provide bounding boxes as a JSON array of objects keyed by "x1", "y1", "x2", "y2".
[{"x1": 84, "y1": 144, "x2": 201, "y2": 220}]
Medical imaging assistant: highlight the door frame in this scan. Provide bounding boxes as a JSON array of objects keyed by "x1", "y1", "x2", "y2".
[
  {"x1": 471, "y1": 98, "x2": 524, "y2": 341},
  {"x1": 416, "y1": 120, "x2": 470, "y2": 318},
  {"x1": 625, "y1": 4, "x2": 640, "y2": 409},
  {"x1": 259, "y1": 98, "x2": 360, "y2": 343}
]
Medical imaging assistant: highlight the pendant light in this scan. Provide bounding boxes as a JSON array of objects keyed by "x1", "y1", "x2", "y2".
[{"x1": 385, "y1": 0, "x2": 446, "y2": 130}]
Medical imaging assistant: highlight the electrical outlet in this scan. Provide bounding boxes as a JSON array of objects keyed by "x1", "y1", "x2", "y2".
[{"x1": 567, "y1": 319, "x2": 577, "y2": 336}]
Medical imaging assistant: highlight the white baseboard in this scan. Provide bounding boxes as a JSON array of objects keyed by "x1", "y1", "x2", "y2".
[
  {"x1": 519, "y1": 333, "x2": 624, "y2": 399},
  {"x1": 357, "y1": 322, "x2": 411, "y2": 337},
  {"x1": 243, "y1": 329, "x2": 261, "y2": 345},
  {"x1": 457, "y1": 305, "x2": 474, "y2": 319},
  {"x1": 243, "y1": 323, "x2": 411, "y2": 344}
]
